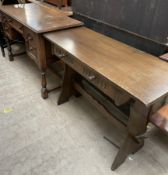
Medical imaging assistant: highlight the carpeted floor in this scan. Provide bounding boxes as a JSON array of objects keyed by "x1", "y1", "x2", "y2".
[{"x1": 0, "y1": 47, "x2": 168, "y2": 175}]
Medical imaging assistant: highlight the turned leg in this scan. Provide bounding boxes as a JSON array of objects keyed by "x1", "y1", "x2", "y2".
[
  {"x1": 112, "y1": 101, "x2": 149, "y2": 170},
  {"x1": 5, "y1": 37, "x2": 13, "y2": 61},
  {"x1": 41, "y1": 71, "x2": 48, "y2": 99},
  {"x1": 58, "y1": 64, "x2": 76, "y2": 105}
]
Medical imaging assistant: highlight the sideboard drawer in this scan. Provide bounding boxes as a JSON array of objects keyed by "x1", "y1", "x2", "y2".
[
  {"x1": 24, "y1": 28, "x2": 38, "y2": 64},
  {"x1": 11, "y1": 19, "x2": 24, "y2": 34},
  {"x1": 1, "y1": 15, "x2": 18, "y2": 40},
  {"x1": 1, "y1": 13, "x2": 23, "y2": 36}
]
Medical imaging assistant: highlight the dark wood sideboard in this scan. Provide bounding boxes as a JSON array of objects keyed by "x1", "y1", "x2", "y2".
[{"x1": 0, "y1": 3, "x2": 82, "y2": 98}]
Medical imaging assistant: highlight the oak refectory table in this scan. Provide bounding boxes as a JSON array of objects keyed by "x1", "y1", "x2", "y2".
[
  {"x1": 0, "y1": 3, "x2": 83, "y2": 98},
  {"x1": 44, "y1": 27, "x2": 168, "y2": 170}
]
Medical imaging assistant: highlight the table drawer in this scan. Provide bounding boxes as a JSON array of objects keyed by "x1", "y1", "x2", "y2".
[
  {"x1": 10, "y1": 19, "x2": 24, "y2": 34},
  {"x1": 1, "y1": 13, "x2": 23, "y2": 34},
  {"x1": 53, "y1": 44, "x2": 131, "y2": 105},
  {"x1": 1, "y1": 14, "x2": 10, "y2": 23},
  {"x1": 1, "y1": 13, "x2": 23, "y2": 35},
  {"x1": 24, "y1": 28, "x2": 38, "y2": 64},
  {"x1": 1, "y1": 15, "x2": 17, "y2": 40},
  {"x1": 53, "y1": 45, "x2": 113, "y2": 98}
]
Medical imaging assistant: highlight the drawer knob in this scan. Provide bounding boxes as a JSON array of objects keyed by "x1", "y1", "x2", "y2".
[
  {"x1": 56, "y1": 53, "x2": 66, "y2": 59},
  {"x1": 87, "y1": 75, "x2": 96, "y2": 80},
  {"x1": 19, "y1": 26, "x2": 23, "y2": 30},
  {"x1": 29, "y1": 47, "x2": 34, "y2": 51},
  {"x1": 26, "y1": 36, "x2": 33, "y2": 41}
]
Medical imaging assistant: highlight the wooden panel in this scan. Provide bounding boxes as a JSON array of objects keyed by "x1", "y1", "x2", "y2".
[
  {"x1": 72, "y1": 0, "x2": 168, "y2": 45},
  {"x1": 10, "y1": 19, "x2": 24, "y2": 34},
  {"x1": 1, "y1": 14, "x2": 19, "y2": 40}
]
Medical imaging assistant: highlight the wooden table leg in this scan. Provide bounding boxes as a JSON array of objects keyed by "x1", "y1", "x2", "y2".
[
  {"x1": 112, "y1": 101, "x2": 149, "y2": 170},
  {"x1": 1, "y1": 45, "x2": 5, "y2": 57},
  {"x1": 37, "y1": 34, "x2": 49, "y2": 99},
  {"x1": 5, "y1": 37, "x2": 14, "y2": 61},
  {"x1": 112, "y1": 134, "x2": 144, "y2": 170},
  {"x1": 41, "y1": 70, "x2": 48, "y2": 99},
  {"x1": 58, "y1": 64, "x2": 76, "y2": 105}
]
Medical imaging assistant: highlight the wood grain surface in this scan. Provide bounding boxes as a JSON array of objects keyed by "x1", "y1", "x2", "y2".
[
  {"x1": 0, "y1": 3, "x2": 83, "y2": 33},
  {"x1": 44, "y1": 27, "x2": 168, "y2": 106}
]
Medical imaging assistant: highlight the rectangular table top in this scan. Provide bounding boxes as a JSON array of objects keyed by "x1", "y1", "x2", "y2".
[
  {"x1": 44, "y1": 27, "x2": 168, "y2": 107},
  {"x1": 0, "y1": 3, "x2": 83, "y2": 33},
  {"x1": 27, "y1": 0, "x2": 73, "y2": 16}
]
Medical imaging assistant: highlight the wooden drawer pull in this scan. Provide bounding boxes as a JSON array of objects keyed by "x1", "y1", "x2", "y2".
[
  {"x1": 26, "y1": 36, "x2": 33, "y2": 41},
  {"x1": 55, "y1": 53, "x2": 66, "y2": 59},
  {"x1": 19, "y1": 26, "x2": 23, "y2": 30},
  {"x1": 29, "y1": 47, "x2": 35, "y2": 51},
  {"x1": 87, "y1": 75, "x2": 96, "y2": 81},
  {"x1": 8, "y1": 19, "x2": 12, "y2": 22}
]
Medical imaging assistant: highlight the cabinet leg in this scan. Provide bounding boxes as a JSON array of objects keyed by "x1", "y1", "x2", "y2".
[
  {"x1": 41, "y1": 71, "x2": 48, "y2": 99},
  {"x1": 111, "y1": 101, "x2": 149, "y2": 170},
  {"x1": 1, "y1": 46, "x2": 5, "y2": 57},
  {"x1": 5, "y1": 38, "x2": 14, "y2": 61},
  {"x1": 58, "y1": 64, "x2": 76, "y2": 105}
]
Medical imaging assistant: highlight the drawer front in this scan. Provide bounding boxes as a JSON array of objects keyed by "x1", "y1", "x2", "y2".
[
  {"x1": 10, "y1": 20, "x2": 24, "y2": 34},
  {"x1": 1, "y1": 13, "x2": 23, "y2": 34},
  {"x1": 53, "y1": 45, "x2": 113, "y2": 98},
  {"x1": 53, "y1": 44, "x2": 131, "y2": 105},
  {"x1": 24, "y1": 28, "x2": 38, "y2": 64},
  {"x1": 1, "y1": 15, "x2": 15, "y2": 40},
  {"x1": 1, "y1": 14, "x2": 21, "y2": 40},
  {"x1": 1, "y1": 14, "x2": 9, "y2": 23}
]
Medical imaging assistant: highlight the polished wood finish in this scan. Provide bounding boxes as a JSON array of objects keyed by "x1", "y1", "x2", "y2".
[
  {"x1": 150, "y1": 104, "x2": 168, "y2": 133},
  {"x1": 28, "y1": 0, "x2": 73, "y2": 16},
  {"x1": 44, "y1": 27, "x2": 168, "y2": 169},
  {"x1": 58, "y1": 64, "x2": 76, "y2": 105},
  {"x1": 44, "y1": 27, "x2": 168, "y2": 106},
  {"x1": 0, "y1": 3, "x2": 83, "y2": 98},
  {"x1": 0, "y1": 3, "x2": 82, "y2": 33}
]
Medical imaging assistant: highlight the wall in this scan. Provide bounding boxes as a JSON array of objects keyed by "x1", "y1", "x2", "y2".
[{"x1": 72, "y1": 0, "x2": 168, "y2": 56}]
